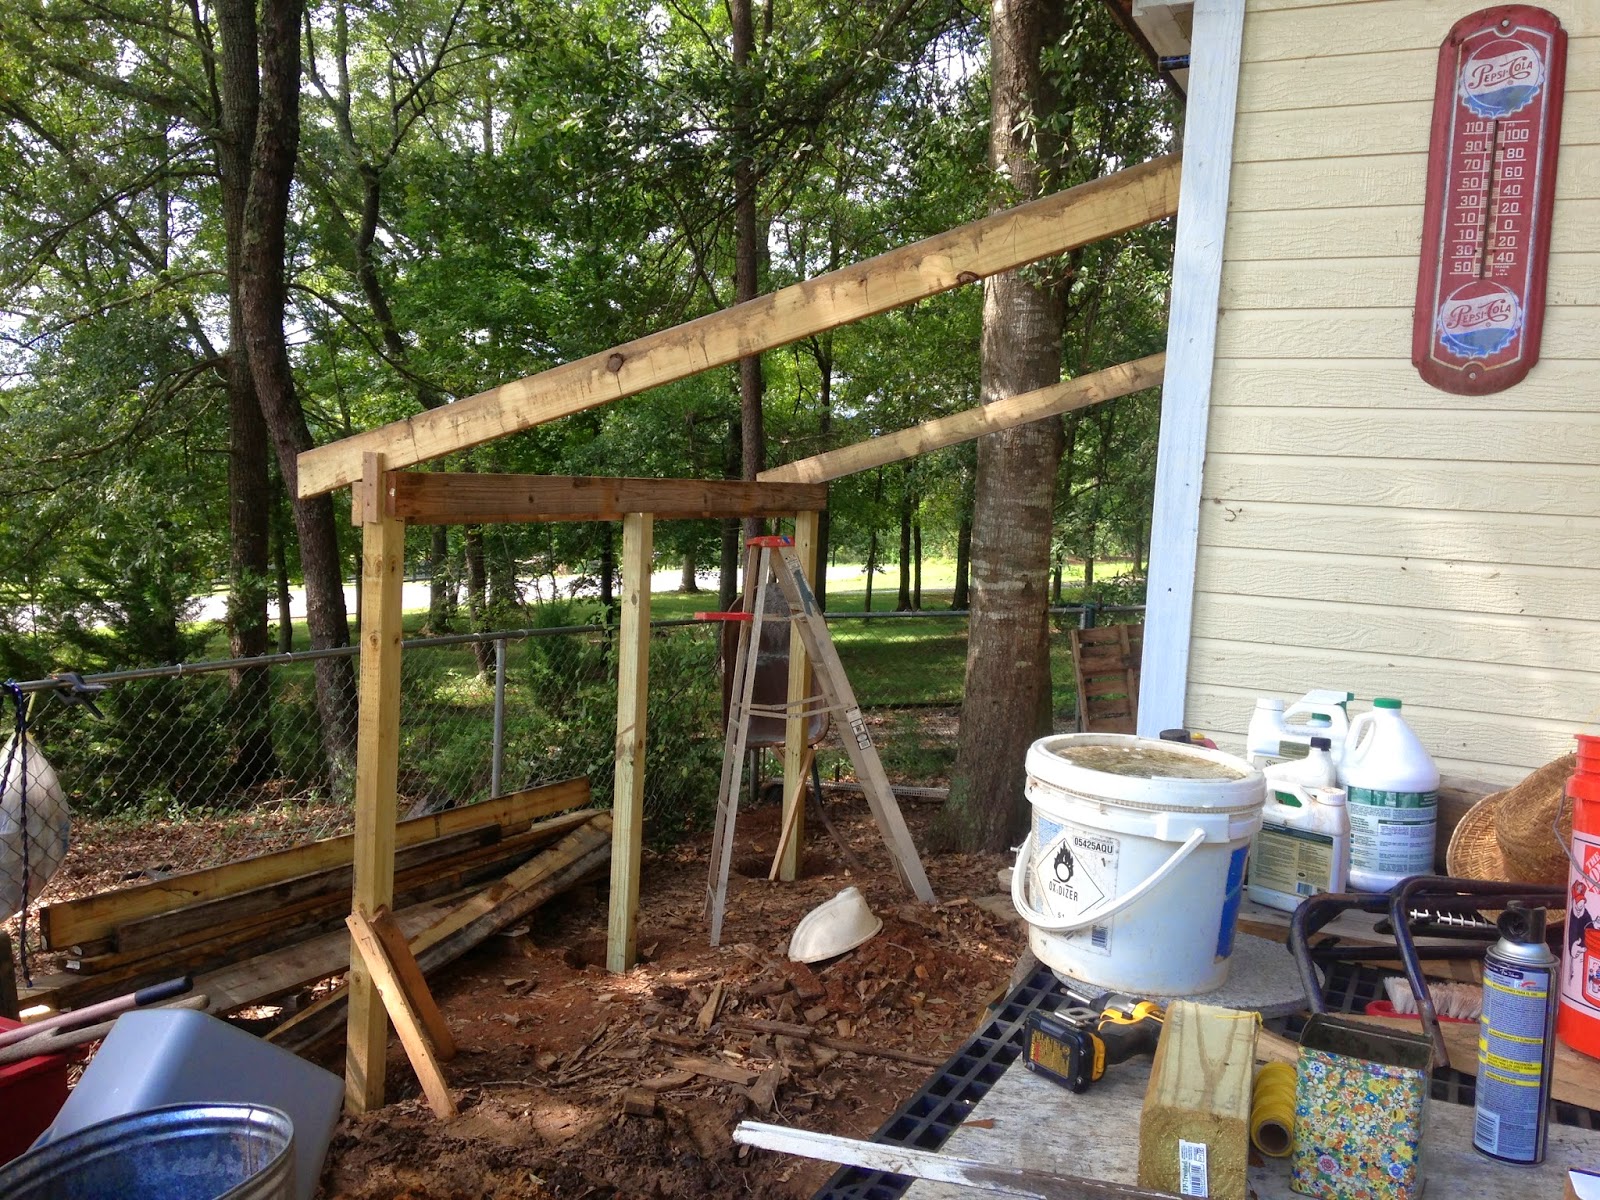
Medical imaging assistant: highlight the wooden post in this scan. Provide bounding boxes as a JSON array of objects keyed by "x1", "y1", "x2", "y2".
[
  {"x1": 607, "y1": 512, "x2": 652, "y2": 973},
  {"x1": 779, "y1": 511, "x2": 820, "y2": 881},
  {"x1": 345, "y1": 452, "x2": 407, "y2": 1114}
]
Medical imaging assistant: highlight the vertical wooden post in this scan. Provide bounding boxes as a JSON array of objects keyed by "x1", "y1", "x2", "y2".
[
  {"x1": 607, "y1": 512, "x2": 653, "y2": 973},
  {"x1": 779, "y1": 510, "x2": 820, "y2": 881},
  {"x1": 346, "y1": 452, "x2": 406, "y2": 1114}
]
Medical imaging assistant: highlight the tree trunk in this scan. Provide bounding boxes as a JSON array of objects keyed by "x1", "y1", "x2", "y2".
[
  {"x1": 464, "y1": 524, "x2": 491, "y2": 675},
  {"x1": 273, "y1": 489, "x2": 294, "y2": 653},
  {"x1": 812, "y1": 333, "x2": 835, "y2": 614},
  {"x1": 222, "y1": 0, "x2": 357, "y2": 788},
  {"x1": 943, "y1": 0, "x2": 1068, "y2": 853},
  {"x1": 428, "y1": 526, "x2": 452, "y2": 633},
  {"x1": 719, "y1": 412, "x2": 741, "y2": 612},
  {"x1": 864, "y1": 529, "x2": 878, "y2": 614},
  {"x1": 599, "y1": 527, "x2": 616, "y2": 617},
  {"x1": 913, "y1": 522, "x2": 923, "y2": 610},
  {"x1": 1052, "y1": 560, "x2": 1063, "y2": 604},
  {"x1": 896, "y1": 466, "x2": 913, "y2": 611},
  {"x1": 679, "y1": 547, "x2": 700, "y2": 593},
  {"x1": 731, "y1": 0, "x2": 766, "y2": 546}
]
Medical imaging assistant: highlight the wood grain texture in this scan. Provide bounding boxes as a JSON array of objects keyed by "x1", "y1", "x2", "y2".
[
  {"x1": 778, "y1": 511, "x2": 819, "y2": 883},
  {"x1": 1214, "y1": 306, "x2": 1600, "y2": 360},
  {"x1": 347, "y1": 907, "x2": 457, "y2": 1119},
  {"x1": 387, "y1": 473, "x2": 827, "y2": 524},
  {"x1": 607, "y1": 513, "x2": 651, "y2": 974},
  {"x1": 1138, "y1": 1001, "x2": 1256, "y2": 1200},
  {"x1": 1236, "y1": 38, "x2": 1600, "y2": 113},
  {"x1": 35, "y1": 778, "x2": 588, "y2": 950},
  {"x1": 1139, "y1": 0, "x2": 1243, "y2": 737},
  {"x1": 295, "y1": 156, "x2": 1182, "y2": 497},
  {"x1": 758, "y1": 355, "x2": 1164, "y2": 484},
  {"x1": 1195, "y1": 546, "x2": 1600, "y2": 622},
  {"x1": 347, "y1": 486, "x2": 406, "y2": 1115},
  {"x1": 1205, "y1": 452, "x2": 1600, "y2": 518}
]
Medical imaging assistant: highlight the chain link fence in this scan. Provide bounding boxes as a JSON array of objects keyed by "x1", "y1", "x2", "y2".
[{"x1": 3, "y1": 603, "x2": 1141, "y2": 949}]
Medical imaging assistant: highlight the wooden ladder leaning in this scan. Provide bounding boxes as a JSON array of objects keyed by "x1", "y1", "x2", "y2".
[{"x1": 701, "y1": 537, "x2": 936, "y2": 946}]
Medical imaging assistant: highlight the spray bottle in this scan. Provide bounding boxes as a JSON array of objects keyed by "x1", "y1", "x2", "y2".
[
  {"x1": 1474, "y1": 903, "x2": 1557, "y2": 1165},
  {"x1": 1246, "y1": 690, "x2": 1354, "y2": 769}
]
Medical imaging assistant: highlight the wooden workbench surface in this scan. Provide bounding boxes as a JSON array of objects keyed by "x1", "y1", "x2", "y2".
[{"x1": 903, "y1": 1050, "x2": 1599, "y2": 1199}]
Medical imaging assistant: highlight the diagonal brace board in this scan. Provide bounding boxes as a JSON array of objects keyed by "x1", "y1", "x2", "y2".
[
  {"x1": 347, "y1": 906, "x2": 457, "y2": 1120},
  {"x1": 296, "y1": 156, "x2": 1180, "y2": 497}
]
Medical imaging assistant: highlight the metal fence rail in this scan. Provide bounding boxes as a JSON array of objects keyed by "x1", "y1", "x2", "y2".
[{"x1": 4, "y1": 603, "x2": 1141, "y2": 901}]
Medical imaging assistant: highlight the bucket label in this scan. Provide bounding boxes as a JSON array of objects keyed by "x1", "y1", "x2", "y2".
[
  {"x1": 1561, "y1": 830, "x2": 1600, "y2": 1025},
  {"x1": 1033, "y1": 819, "x2": 1119, "y2": 956},
  {"x1": 1346, "y1": 786, "x2": 1437, "y2": 876}
]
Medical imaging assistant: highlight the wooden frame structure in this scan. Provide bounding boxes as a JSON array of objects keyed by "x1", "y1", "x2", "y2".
[{"x1": 298, "y1": 154, "x2": 1181, "y2": 1113}]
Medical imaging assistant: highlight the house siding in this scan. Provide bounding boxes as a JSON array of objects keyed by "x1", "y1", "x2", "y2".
[{"x1": 1186, "y1": 0, "x2": 1600, "y2": 784}]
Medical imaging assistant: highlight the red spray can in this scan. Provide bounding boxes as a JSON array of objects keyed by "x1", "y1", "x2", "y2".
[{"x1": 1557, "y1": 735, "x2": 1600, "y2": 1057}]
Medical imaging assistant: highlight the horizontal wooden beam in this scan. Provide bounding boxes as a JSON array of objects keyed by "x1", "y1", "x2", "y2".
[
  {"x1": 386, "y1": 474, "x2": 828, "y2": 524},
  {"x1": 296, "y1": 155, "x2": 1182, "y2": 498},
  {"x1": 760, "y1": 353, "x2": 1166, "y2": 484}
]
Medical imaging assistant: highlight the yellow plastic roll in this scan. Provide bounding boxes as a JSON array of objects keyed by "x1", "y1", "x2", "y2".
[{"x1": 1250, "y1": 1061, "x2": 1297, "y2": 1158}]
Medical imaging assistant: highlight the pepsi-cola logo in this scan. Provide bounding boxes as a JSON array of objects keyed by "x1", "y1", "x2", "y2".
[
  {"x1": 1436, "y1": 281, "x2": 1521, "y2": 359},
  {"x1": 1459, "y1": 38, "x2": 1544, "y2": 117}
]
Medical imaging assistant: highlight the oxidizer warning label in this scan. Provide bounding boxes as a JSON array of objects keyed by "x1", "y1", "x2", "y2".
[
  {"x1": 1033, "y1": 816, "x2": 1119, "y2": 955},
  {"x1": 1347, "y1": 786, "x2": 1437, "y2": 876}
]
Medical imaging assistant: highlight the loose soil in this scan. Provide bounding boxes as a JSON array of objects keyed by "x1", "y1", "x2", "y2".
[{"x1": 317, "y1": 792, "x2": 1025, "y2": 1199}]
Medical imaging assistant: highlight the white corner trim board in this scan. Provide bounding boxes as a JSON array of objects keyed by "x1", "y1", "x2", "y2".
[{"x1": 1138, "y1": 0, "x2": 1245, "y2": 738}]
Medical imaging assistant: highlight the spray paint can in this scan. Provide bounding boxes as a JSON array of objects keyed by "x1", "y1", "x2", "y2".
[{"x1": 1474, "y1": 903, "x2": 1558, "y2": 1165}]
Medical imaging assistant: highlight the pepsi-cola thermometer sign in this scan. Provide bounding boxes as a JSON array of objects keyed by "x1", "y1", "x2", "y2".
[{"x1": 1413, "y1": 6, "x2": 1567, "y2": 395}]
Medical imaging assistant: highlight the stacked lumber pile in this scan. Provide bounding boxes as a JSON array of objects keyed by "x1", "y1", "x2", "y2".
[{"x1": 26, "y1": 778, "x2": 604, "y2": 1017}]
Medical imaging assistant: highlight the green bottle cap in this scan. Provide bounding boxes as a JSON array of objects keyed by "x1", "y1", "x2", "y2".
[{"x1": 1373, "y1": 697, "x2": 1401, "y2": 709}]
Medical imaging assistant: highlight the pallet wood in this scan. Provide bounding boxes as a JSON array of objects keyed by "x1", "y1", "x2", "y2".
[
  {"x1": 759, "y1": 355, "x2": 1165, "y2": 485},
  {"x1": 1070, "y1": 624, "x2": 1143, "y2": 733},
  {"x1": 269, "y1": 816, "x2": 612, "y2": 1055},
  {"x1": 1138, "y1": 1001, "x2": 1256, "y2": 1200},
  {"x1": 608, "y1": 513, "x2": 651, "y2": 974},
  {"x1": 347, "y1": 907, "x2": 457, "y2": 1119},
  {"x1": 778, "y1": 511, "x2": 819, "y2": 882},
  {"x1": 387, "y1": 474, "x2": 827, "y2": 525},
  {"x1": 37, "y1": 777, "x2": 589, "y2": 950},
  {"x1": 295, "y1": 156, "x2": 1182, "y2": 497},
  {"x1": 348, "y1": 464, "x2": 407, "y2": 1115}
]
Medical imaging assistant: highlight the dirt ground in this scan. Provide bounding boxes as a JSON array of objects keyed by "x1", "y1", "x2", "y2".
[{"x1": 317, "y1": 791, "x2": 1026, "y2": 1199}]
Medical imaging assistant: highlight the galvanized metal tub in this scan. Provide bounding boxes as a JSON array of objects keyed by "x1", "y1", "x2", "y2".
[{"x1": 0, "y1": 1103, "x2": 295, "y2": 1200}]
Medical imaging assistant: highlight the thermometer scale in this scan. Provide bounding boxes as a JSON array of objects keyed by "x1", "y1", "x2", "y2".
[{"x1": 1412, "y1": 5, "x2": 1567, "y2": 396}]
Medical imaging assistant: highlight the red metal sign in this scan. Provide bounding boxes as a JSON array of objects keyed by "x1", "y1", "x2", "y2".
[{"x1": 1412, "y1": 5, "x2": 1567, "y2": 395}]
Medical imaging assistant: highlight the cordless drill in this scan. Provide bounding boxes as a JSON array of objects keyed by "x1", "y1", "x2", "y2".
[{"x1": 1023, "y1": 996, "x2": 1165, "y2": 1093}]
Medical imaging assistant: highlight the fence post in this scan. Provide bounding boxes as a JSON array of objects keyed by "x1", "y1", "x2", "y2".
[
  {"x1": 1080, "y1": 601, "x2": 1099, "y2": 630},
  {"x1": 491, "y1": 637, "x2": 508, "y2": 798}
]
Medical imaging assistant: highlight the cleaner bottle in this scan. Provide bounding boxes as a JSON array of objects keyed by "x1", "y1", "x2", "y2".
[
  {"x1": 1557, "y1": 734, "x2": 1600, "y2": 1056},
  {"x1": 1246, "y1": 778, "x2": 1351, "y2": 912},
  {"x1": 1262, "y1": 736, "x2": 1339, "y2": 804},
  {"x1": 1246, "y1": 691, "x2": 1354, "y2": 769},
  {"x1": 1342, "y1": 698, "x2": 1440, "y2": 892},
  {"x1": 1474, "y1": 904, "x2": 1557, "y2": 1165}
]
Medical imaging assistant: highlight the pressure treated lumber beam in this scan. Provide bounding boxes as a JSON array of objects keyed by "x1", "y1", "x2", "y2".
[
  {"x1": 1139, "y1": 1001, "x2": 1256, "y2": 1200},
  {"x1": 387, "y1": 474, "x2": 828, "y2": 525},
  {"x1": 778, "y1": 511, "x2": 819, "y2": 882},
  {"x1": 347, "y1": 907, "x2": 457, "y2": 1120},
  {"x1": 347, "y1": 453, "x2": 407, "y2": 1115},
  {"x1": 607, "y1": 513, "x2": 651, "y2": 974},
  {"x1": 37, "y1": 778, "x2": 590, "y2": 951},
  {"x1": 760, "y1": 354, "x2": 1166, "y2": 484},
  {"x1": 296, "y1": 155, "x2": 1181, "y2": 497}
]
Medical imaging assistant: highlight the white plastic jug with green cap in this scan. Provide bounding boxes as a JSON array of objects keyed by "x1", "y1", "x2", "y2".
[
  {"x1": 1245, "y1": 690, "x2": 1354, "y2": 770},
  {"x1": 1342, "y1": 697, "x2": 1440, "y2": 891}
]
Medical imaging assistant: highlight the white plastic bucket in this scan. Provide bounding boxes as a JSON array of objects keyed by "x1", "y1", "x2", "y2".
[{"x1": 1012, "y1": 734, "x2": 1265, "y2": 995}]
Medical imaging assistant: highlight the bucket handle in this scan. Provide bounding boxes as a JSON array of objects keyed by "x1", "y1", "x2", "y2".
[{"x1": 1009, "y1": 828, "x2": 1208, "y2": 934}]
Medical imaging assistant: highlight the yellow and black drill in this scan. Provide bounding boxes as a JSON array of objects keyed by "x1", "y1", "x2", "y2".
[{"x1": 1023, "y1": 996, "x2": 1165, "y2": 1093}]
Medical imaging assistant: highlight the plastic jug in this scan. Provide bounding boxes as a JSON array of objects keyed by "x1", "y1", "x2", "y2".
[
  {"x1": 1262, "y1": 736, "x2": 1339, "y2": 804},
  {"x1": 1342, "y1": 698, "x2": 1440, "y2": 891},
  {"x1": 1247, "y1": 782, "x2": 1351, "y2": 912},
  {"x1": 1246, "y1": 691, "x2": 1354, "y2": 769}
]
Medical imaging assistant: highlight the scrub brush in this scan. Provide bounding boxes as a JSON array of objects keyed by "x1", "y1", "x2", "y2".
[{"x1": 1364, "y1": 976, "x2": 1482, "y2": 1023}]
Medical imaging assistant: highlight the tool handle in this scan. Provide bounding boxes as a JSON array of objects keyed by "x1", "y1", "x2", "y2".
[
  {"x1": 133, "y1": 975, "x2": 193, "y2": 1006},
  {"x1": 1094, "y1": 1010, "x2": 1162, "y2": 1068}
]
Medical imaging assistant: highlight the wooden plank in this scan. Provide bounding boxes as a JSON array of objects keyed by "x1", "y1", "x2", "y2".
[
  {"x1": 1194, "y1": 547, "x2": 1600, "y2": 623},
  {"x1": 368, "y1": 908, "x2": 456, "y2": 1062},
  {"x1": 387, "y1": 474, "x2": 828, "y2": 525},
  {"x1": 778, "y1": 511, "x2": 820, "y2": 882},
  {"x1": 1204, "y1": 452, "x2": 1600, "y2": 519},
  {"x1": 1138, "y1": 0, "x2": 1243, "y2": 738},
  {"x1": 1233, "y1": 93, "x2": 1600, "y2": 163},
  {"x1": 1197, "y1": 499, "x2": 1600, "y2": 573},
  {"x1": 608, "y1": 513, "x2": 652, "y2": 974},
  {"x1": 294, "y1": 156, "x2": 1183, "y2": 497},
  {"x1": 267, "y1": 816, "x2": 612, "y2": 1055},
  {"x1": 1222, "y1": 199, "x2": 1600, "y2": 264},
  {"x1": 1210, "y1": 358, "x2": 1600, "y2": 412},
  {"x1": 733, "y1": 1121, "x2": 1183, "y2": 1199},
  {"x1": 759, "y1": 356, "x2": 1165, "y2": 484},
  {"x1": 1138, "y1": 1001, "x2": 1256, "y2": 1200},
  {"x1": 347, "y1": 463, "x2": 407, "y2": 1115},
  {"x1": 1236, "y1": 39, "x2": 1600, "y2": 114},
  {"x1": 1215, "y1": 306, "x2": 1600, "y2": 361},
  {"x1": 347, "y1": 907, "x2": 457, "y2": 1119},
  {"x1": 37, "y1": 778, "x2": 589, "y2": 950}
]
